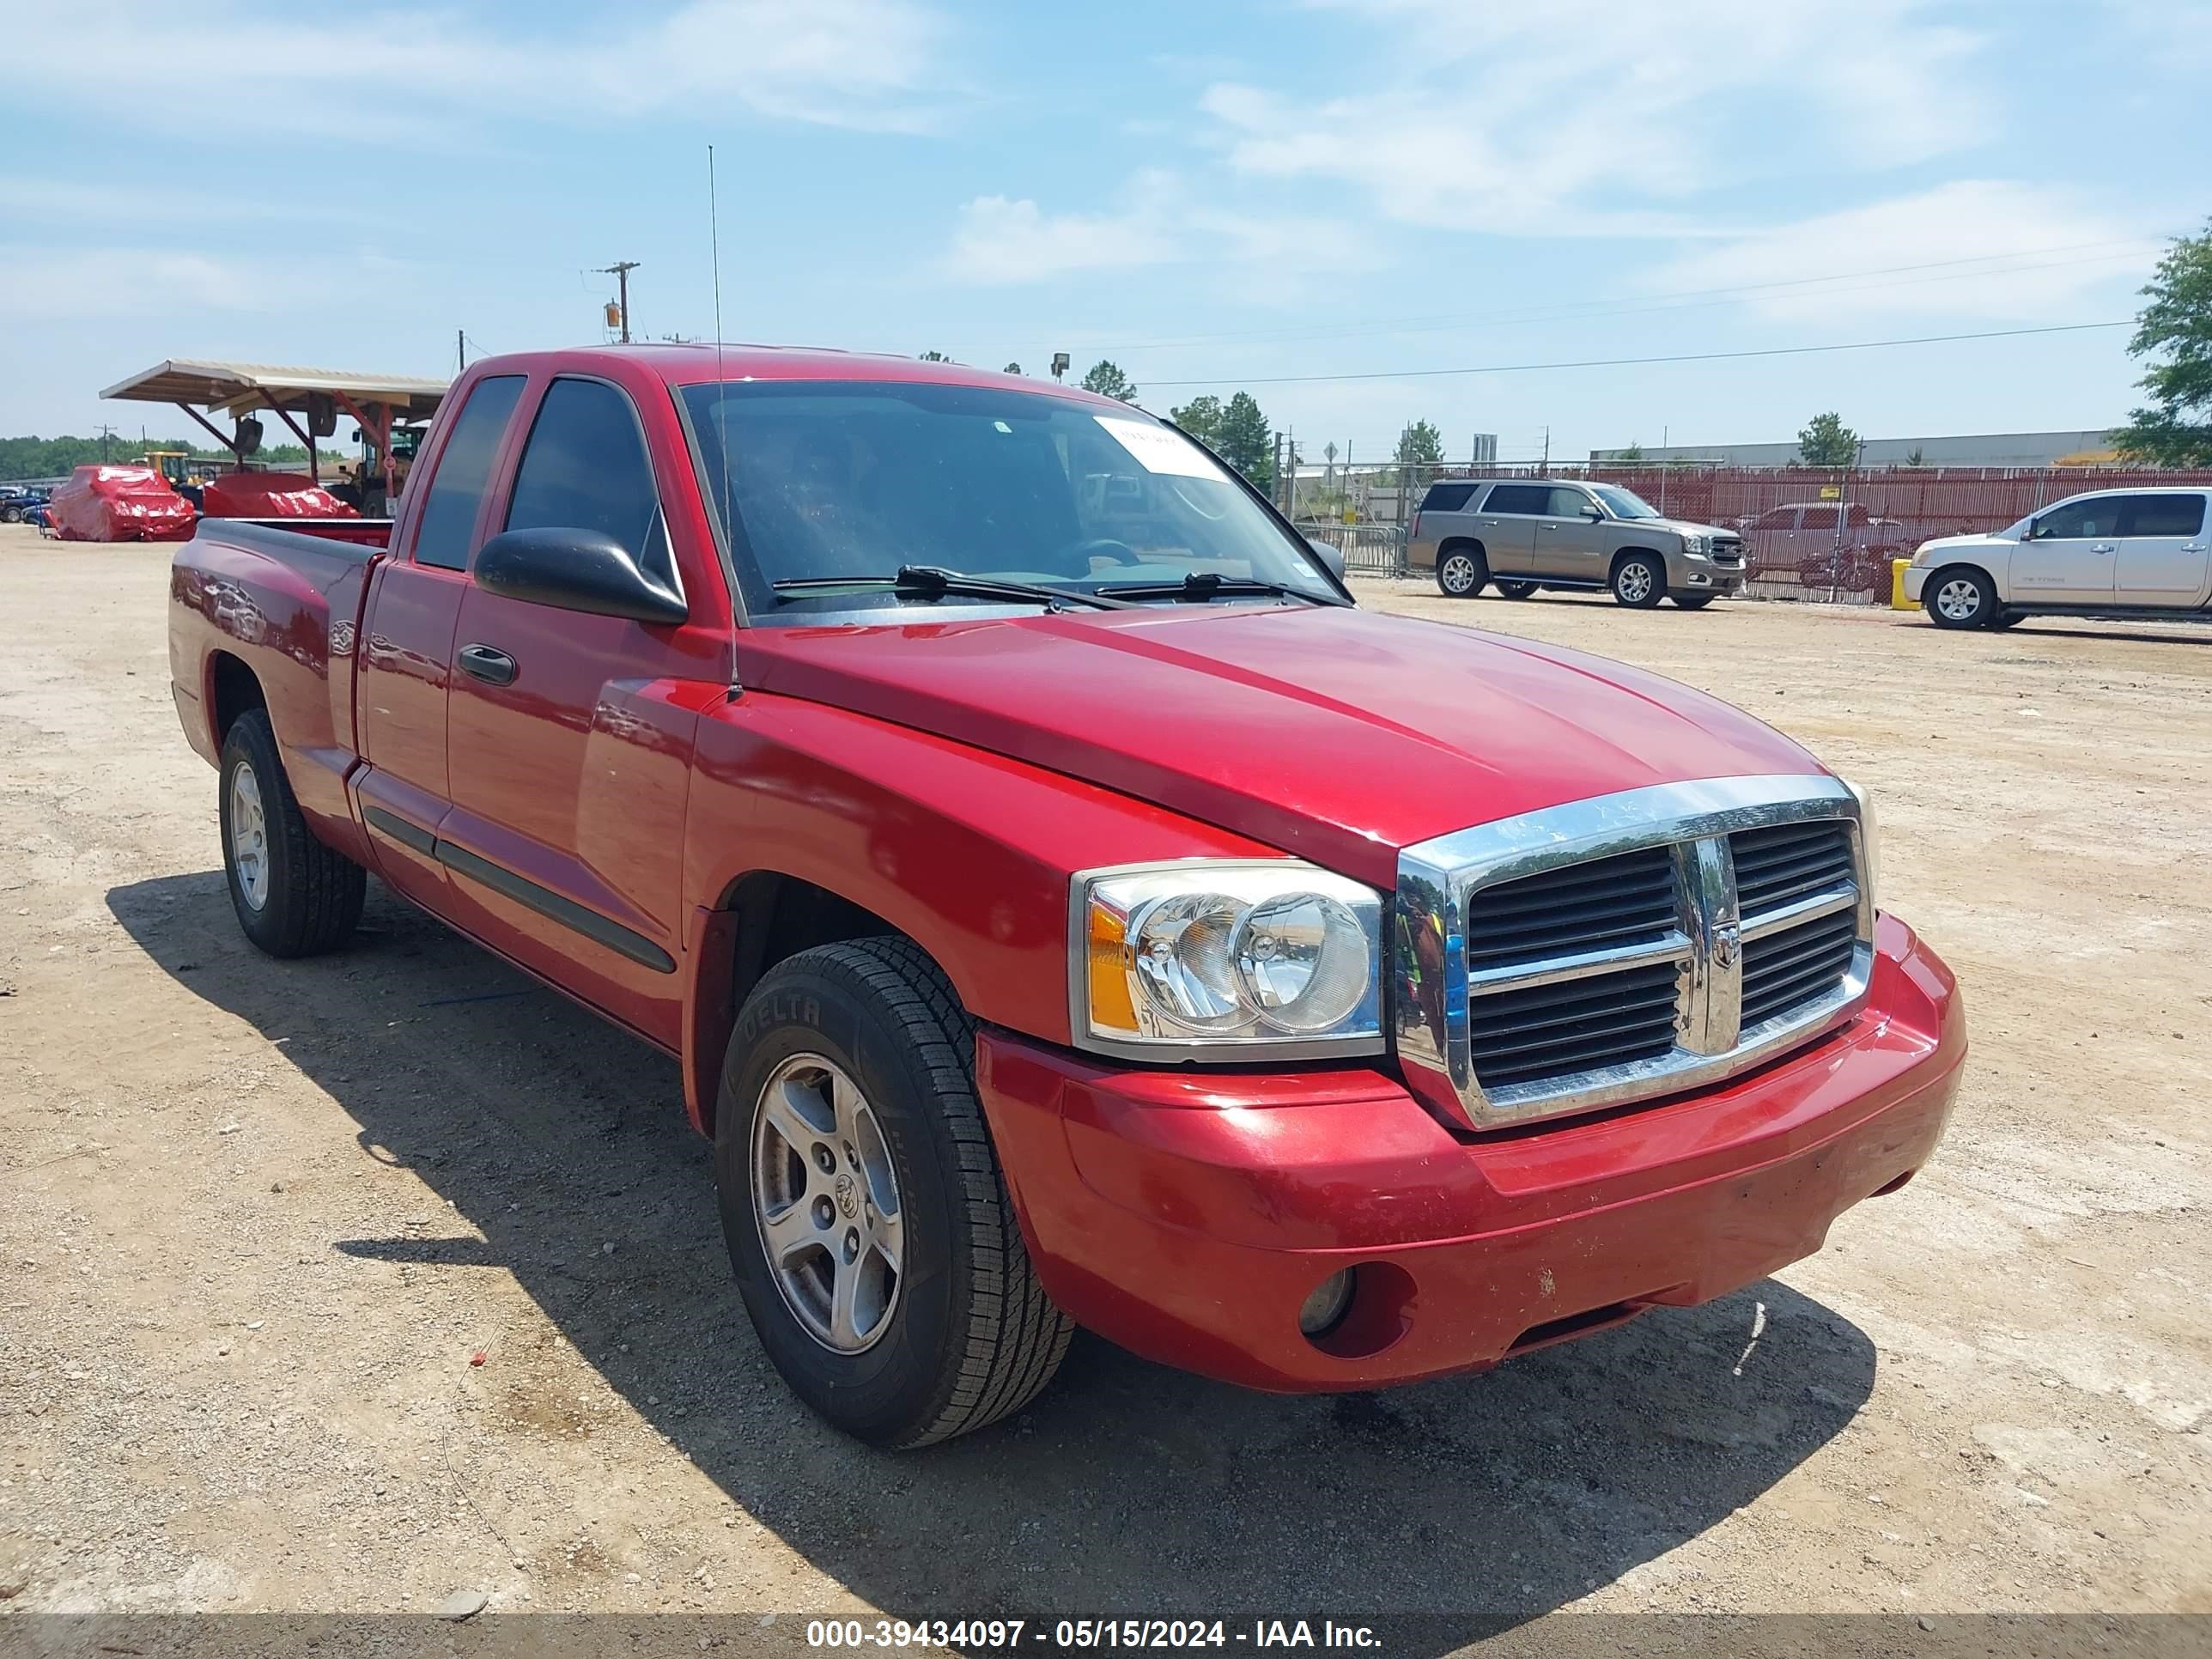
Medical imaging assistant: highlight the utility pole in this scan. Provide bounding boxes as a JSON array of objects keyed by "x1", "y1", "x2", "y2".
[
  {"x1": 1540, "y1": 427, "x2": 1550, "y2": 476},
  {"x1": 95, "y1": 423, "x2": 116, "y2": 463},
  {"x1": 457, "y1": 330, "x2": 466, "y2": 374},
  {"x1": 598, "y1": 261, "x2": 641, "y2": 343}
]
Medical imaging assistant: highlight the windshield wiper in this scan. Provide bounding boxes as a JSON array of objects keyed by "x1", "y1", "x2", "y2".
[
  {"x1": 1094, "y1": 571, "x2": 1329, "y2": 605},
  {"x1": 771, "y1": 565, "x2": 1134, "y2": 611}
]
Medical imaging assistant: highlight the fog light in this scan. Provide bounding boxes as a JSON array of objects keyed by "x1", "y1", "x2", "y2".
[{"x1": 1297, "y1": 1268, "x2": 1355, "y2": 1337}]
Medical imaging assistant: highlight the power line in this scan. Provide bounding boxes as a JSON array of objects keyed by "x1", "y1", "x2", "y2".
[{"x1": 1142, "y1": 320, "x2": 2135, "y2": 390}]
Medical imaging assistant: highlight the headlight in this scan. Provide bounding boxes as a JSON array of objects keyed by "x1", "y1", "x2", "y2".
[
  {"x1": 1910, "y1": 543, "x2": 1936, "y2": 567},
  {"x1": 1680, "y1": 534, "x2": 1709, "y2": 555},
  {"x1": 1840, "y1": 777, "x2": 1879, "y2": 911},
  {"x1": 1074, "y1": 861, "x2": 1384, "y2": 1057}
]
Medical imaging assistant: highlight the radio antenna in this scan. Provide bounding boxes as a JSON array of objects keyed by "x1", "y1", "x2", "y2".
[{"x1": 708, "y1": 143, "x2": 732, "y2": 531}]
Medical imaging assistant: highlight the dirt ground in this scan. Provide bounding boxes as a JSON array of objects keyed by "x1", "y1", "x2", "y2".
[{"x1": 1, "y1": 529, "x2": 2207, "y2": 1642}]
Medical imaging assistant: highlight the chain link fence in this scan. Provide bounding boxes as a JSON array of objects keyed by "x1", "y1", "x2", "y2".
[{"x1": 1289, "y1": 461, "x2": 2212, "y2": 603}]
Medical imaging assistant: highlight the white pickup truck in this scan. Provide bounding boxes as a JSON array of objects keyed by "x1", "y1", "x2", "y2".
[{"x1": 1905, "y1": 486, "x2": 2210, "y2": 629}]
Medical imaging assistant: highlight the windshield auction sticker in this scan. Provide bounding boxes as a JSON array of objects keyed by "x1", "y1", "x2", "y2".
[{"x1": 1094, "y1": 416, "x2": 1229, "y2": 481}]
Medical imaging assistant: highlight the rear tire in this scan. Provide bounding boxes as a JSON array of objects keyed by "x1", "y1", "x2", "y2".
[
  {"x1": 0, "y1": 504, "x2": 21, "y2": 525},
  {"x1": 715, "y1": 938, "x2": 1073, "y2": 1448},
  {"x1": 218, "y1": 709, "x2": 365, "y2": 957},
  {"x1": 1493, "y1": 580, "x2": 1539, "y2": 600},
  {"x1": 1611, "y1": 553, "x2": 1666, "y2": 609},
  {"x1": 1927, "y1": 567, "x2": 1997, "y2": 629},
  {"x1": 1435, "y1": 546, "x2": 1487, "y2": 599}
]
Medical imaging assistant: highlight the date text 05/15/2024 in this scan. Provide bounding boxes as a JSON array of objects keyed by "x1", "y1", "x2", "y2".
[{"x1": 805, "y1": 1621, "x2": 1382, "y2": 1650}]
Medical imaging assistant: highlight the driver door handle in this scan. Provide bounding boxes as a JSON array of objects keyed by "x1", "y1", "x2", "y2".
[
  {"x1": 2089, "y1": 544, "x2": 2116, "y2": 555},
  {"x1": 458, "y1": 643, "x2": 517, "y2": 686}
]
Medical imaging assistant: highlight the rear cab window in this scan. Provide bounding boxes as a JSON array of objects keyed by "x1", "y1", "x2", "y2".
[
  {"x1": 410, "y1": 375, "x2": 526, "y2": 570},
  {"x1": 2118, "y1": 494, "x2": 2207, "y2": 538},
  {"x1": 1480, "y1": 484, "x2": 1552, "y2": 515}
]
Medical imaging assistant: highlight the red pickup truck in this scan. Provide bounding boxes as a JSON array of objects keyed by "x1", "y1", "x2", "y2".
[{"x1": 169, "y1": 344, "x2": 1964, "y2": 1448}]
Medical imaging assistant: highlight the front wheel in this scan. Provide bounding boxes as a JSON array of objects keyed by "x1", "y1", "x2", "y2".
[
  {"x1": 1926, "y1": 567, "x2": 1997, "y2": 629},
  {"x1": 0, "y1": 504, "x2": 21, "y2": 525},
  {"x1": 1493, "y1": 580, "x2": 1539, "y2": 600},
  {"x1": 1435, "y1": 547, "x2": 1487, "y2": 599},
  {"x1": 1611, "y1": 554, "x2": 1666, "y2": 609},
  {"x1": 715, "y1": 939, "x2": 1073, "y2": 1448},
  {"x1": 218, "y1": 710, "x2": 365, "y2": 957}
]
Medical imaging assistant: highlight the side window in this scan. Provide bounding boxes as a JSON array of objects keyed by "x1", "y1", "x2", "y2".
[
  {"x1": 1419, "y1": 483, "x2": 1476, "y2": 512},
  {"x1": 410, "y1": 375, "x2": 525, "y2": 571},
  {"x1": 1752, "y1": 507, "x2": 1794, "y2": 532},
  {"x1": 2118, "y1": 494, "x2": 2206, "y2": 538},
  {"x1": 1547, "y1": 487, "x2": 1592, "y2": 519},
  {"x1": 503, "y1": 378, "x2": 675, "y2": 587},
  {"x1": 1481, "y1": 483, "x2": 1550, "y2": 515},
  {"x1": 2033, "y1": 498, "x2": 2118, "y2": 539},
  {"x1": 1802, "y1": 506, "x2": 1838, "y2": 530}
]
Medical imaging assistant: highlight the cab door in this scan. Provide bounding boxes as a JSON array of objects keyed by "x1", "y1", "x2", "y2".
[
  {"x1": 352, "y1": 372, "x2": 527, "y2": 907},
  {"x1": 2112, "y1": 492, "x2": 2209, "y2": 605},
  {"x1": 2013, "y1": 495, "x2": 2121, "y2": 602},
  {"x1": 439, "y1": 372, "x2": 730, "y2": 1048},
  {"x1": 1471, "y1": 483, "x2": 1545, "y2": 574},
  {"x1": 1531, "y1": 485, "x2": 1607, "y2": 581}
]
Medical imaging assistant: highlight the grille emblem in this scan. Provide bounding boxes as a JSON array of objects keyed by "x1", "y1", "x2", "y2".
[{"x1": 1712, "y1": 921, "x2": 1741, "y2": 969}]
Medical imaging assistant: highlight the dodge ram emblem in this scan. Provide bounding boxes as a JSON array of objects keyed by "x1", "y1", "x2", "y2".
[{"x1": 1712, "y1": 921, "x2": 1741, "y2": 969}]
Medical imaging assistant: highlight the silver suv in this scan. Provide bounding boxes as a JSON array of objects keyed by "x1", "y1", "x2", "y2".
[{"x1": 1407, "y1": 479, "x2": 1745, "y2": 609}]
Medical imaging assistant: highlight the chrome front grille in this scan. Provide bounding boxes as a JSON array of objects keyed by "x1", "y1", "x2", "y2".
[{"x1": 1396, "y1": 776, "x2": 1874, "y2": 1132}]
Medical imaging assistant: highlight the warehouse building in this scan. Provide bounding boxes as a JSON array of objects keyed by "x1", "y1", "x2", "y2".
[{"x1": 1589, "y1": 428, "x2": 2118, "y2": 468}]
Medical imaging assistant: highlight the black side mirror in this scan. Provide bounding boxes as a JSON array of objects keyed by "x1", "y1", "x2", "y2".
[
  {"x1": 1304, "y1": 535, "x2": 1347, "y2": 580},
  {"x1": 474, "y1": 527, "x2": 688, "y2": 625}
]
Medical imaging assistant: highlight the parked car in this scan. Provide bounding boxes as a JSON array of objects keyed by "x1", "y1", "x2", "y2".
[
  {"x1": 1407, "y1": 478, "x2": 1745, "y2": 607},
  {"x1": 1735, "y1": 501, "x2": 1909, "y2": 587},
  {"x1": 0, "y1": 487, "x2": 51, "y2": 525},
  {"x1": 169, "y1": 345, "x2": 1963, "y2": 1447},
  {"x1": 1904, "y1": 487, "x2": 2212, "y2": 629}
]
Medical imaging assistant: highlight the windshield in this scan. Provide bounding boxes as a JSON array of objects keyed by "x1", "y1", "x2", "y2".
[
  {"x1": 680, "y1": 380, "x2": 1339, "y2": 614},
  {"x1": 1589, "y1": 483, "x2": 1662, "y2": 520}
]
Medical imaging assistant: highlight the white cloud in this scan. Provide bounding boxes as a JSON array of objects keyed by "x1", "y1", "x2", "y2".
[
  {"x1": 0, "y1": 248, "x2": 285, "y2": 321},
  {"x1": 943, "y1": 175, "x2": 1182, "y2": 284},
  {"x1": 1644, "y1": 183, "x2": 2159, "y2": 323},
  {"x1": 1203, "y1": 0, "x2": 1996, "y2": 231},
  {"x1": 9, "y1": 0, "x2": 954, "y2": 136}
]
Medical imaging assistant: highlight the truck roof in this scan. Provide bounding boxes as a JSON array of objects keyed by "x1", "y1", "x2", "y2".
[{"x1": 467, "y1": 342, "x2": 1139, "y2": 405}]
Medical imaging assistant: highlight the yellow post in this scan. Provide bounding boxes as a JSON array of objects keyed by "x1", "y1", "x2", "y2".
[{"x1": 1891, "y1": 558, "x2": 1917, "y2": 610}]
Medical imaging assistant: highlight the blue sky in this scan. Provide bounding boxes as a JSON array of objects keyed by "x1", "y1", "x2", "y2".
[{"x1": 3, "y1": 0, "x2": 2206, "y2": 460}]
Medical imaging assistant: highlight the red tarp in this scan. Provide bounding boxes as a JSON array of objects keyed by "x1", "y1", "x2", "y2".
[
  {"x1": 197, "y1": 471, "x2": 361, "y2": 520},
  {"x1": 48, "y1": 465, "x2": 198, "y2": 543}
]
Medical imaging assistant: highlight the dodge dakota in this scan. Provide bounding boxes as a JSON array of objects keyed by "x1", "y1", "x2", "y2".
[{"x1": 169, "y1": 345, "x2": 1964, "y2": 1448}]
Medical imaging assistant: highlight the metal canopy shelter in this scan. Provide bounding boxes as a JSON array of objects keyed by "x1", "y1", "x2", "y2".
[{"x1": 98, "y1": 358, "x2": 450, "y2": 496}]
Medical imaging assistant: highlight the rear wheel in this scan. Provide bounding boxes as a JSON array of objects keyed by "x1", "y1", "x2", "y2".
[
  {"x1": 1927, "y1": 567, "x2": 1997, "y2": 629},
  {"x1": 0, "y1": 503, "x2": 21, "y2": 525},
  {"x1": 1435, "y1": 546, "x2": 1487, "y2": 599},
  {"x1": 1611, "y1": 553, "x2": 1665, "y2": 609},
  {"x1": 1493, "y1": 580, "x2": 1539, "y2": 600},
  {"x1": 716, "y1": 938, "x2": 1073, "y2": 1448},
  {"x1": 218, "y1": 709, "x2": 365, "y2": 957}
]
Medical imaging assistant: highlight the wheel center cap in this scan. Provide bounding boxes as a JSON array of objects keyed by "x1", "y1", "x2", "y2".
[{"x1": 834, "y1": 1171, "x2": 859, "y2": 1218}]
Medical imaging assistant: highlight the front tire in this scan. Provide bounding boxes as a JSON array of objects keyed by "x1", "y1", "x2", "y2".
[
  {"x1": 1611, "y1": 553, "x2": 1665, "y2": 609},
  {"x1": 1493, "y1": 580, "x2": 1539, "y2": 600},
  {"x1": 218, "y1": 710, "x2": 365, "y2": 957},
  {"x1": 1927, "y1": 567, "x2": 1997, "y2": 629},
  {"x1": 715, "y1": 939, "x2": 1073, "y2": 1448},
  {"x1": 1435, "y1": 546, "x2": 1487, "y2": 599}
]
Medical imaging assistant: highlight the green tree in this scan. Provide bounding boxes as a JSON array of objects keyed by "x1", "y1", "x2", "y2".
[
  {"x1": 1392, "y1": 418, "x2": 1444, "y2": 492},
  {"x1": 1080, "y1": 360, "x2": 1139, "y2": 402},
  {"x1": 917, "y1": 349, "x2": 953, "y2": 362},
  {"x1": 0, "y1": 434, "x2": 310, "y2": 481},
  {"x1": 1169, "y1": 395, "x2": 1224, "y2": 446},
  {"x1": 2112, "y1": 220, "x2": 2212, "y2": 465},
  {"x1": 1903, "y1": 447, "x2": 1926, "y2": 467},
  {"x1": 1615, "y1": 441, "x2": 1647, "y2": 463},
  {"x1": 1796, "y1": 411, "x2": 1859, "y2": 467},
  {"x1": 1003, "y1": 362, "x2": 1023, "y2": 375},
  {"x1": 1212, "y1": 393, "x2": 1275, "y2": 491}
]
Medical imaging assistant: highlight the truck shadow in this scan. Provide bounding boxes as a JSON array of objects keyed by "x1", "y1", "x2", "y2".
[{"x1": 107, "y1": 872, "x2": 1874, "y2": 1646}]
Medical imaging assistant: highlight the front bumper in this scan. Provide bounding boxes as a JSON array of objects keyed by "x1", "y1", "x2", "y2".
[
  {"x1": 975, "y1": 911, "x2": 1962, "y2": 1392},
  {"x1": 1903, "y1": 565, "x2": 1932, "y2": 602}
]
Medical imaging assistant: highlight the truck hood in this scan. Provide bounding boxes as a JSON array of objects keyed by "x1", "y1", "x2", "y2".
[
  {"x1": 735, "y1": 604, "x2": 1821, "y2": 889},
  {"x1": 1639, "y1": 517, "x2": 1730, "y2": 540}
]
